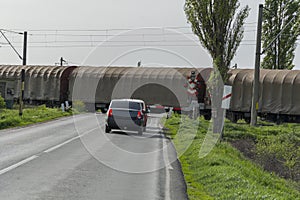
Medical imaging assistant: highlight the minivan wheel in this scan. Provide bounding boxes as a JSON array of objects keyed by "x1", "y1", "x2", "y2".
[
  {"x1": 138, "y1": 127, "x2": 143, "y2": 135},
  {"x1": 105, "y1": 125, "x2": 111, "y2": 133}
]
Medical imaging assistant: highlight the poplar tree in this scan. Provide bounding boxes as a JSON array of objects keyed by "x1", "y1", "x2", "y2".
[
  {"x1": 262, "y1": 0, "x2": 300, "y2": 70},
  {"x1": 185, "y1": 0, "x2": 249, "y2": 135},
  {"x1": 185, "y1": 0, "x2": 250, "y2": 80}
]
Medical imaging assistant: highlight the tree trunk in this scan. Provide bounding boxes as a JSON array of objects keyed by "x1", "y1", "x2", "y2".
[{"x1": 208, "y1": 59, "x2": 226, "y2": 138}]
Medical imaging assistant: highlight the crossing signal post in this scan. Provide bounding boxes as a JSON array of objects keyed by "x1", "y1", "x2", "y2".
[{"x1": 184, "y1": 71, "x2": 201, "y2": 119}]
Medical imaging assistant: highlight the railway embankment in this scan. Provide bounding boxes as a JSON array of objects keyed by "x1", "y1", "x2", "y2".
[{"x1": 164, "y1": 114, "x2": 300, "y2": 200}]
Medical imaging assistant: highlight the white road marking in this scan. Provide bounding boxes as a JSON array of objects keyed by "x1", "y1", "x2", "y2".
[
  {"x1": 159, "y1": 122, "x2": 174, "y2": 171},
  {"x1": 0, "y1": 126, "x2": 99, "y2": 176},
  {"x1": 44, "y1": 127, "x2": 99, "y2": 153},
  {"x1": 0, "y1": 155, "x2": 38, "y2": 176},
  {"x1": 159, "y1": 121, "x2": 172, "y2": 200},
  {"x1": 163, "y1": 138, "x2": 172, "y2": 200},
  {"x1": 43, "y1": 137, "x2": 78, "y2": 153}
]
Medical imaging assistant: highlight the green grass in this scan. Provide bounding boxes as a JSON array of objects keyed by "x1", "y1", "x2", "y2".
[
  {"x1": 224, "y1": 119, "x2": 300, "y2": 181},
  {"x1": 0, "y1": 105, "x2": 75, "y2": 130},
  {"x1": 164, "y1": 115, "x2": 300, "y2": 200},
  {"x1": 223, "y1": 119, "x2": 300, "y2": 140}
]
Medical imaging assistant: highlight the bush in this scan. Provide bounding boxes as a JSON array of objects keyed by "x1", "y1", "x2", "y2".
[
  {"x1": 72, "y1": 100, "x2": 86, "y2": 112},
  {"x1": 0, "y1": 115, "x2": 21, "y2": 129},
  {"x1": 0, "y1": 95, "x2": 6, "y2": 109}
]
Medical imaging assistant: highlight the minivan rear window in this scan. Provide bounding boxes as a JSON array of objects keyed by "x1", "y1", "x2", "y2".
[{"x1": 110, "y1": 101, "x2": 142, "y2": 110}]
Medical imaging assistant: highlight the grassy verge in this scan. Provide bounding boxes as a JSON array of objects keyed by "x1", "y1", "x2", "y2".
[
  {"x1": 0, "y1": 105, "x2": 76, "y2": 130},
  {"x1": 224, "y1": 119, "x2": 300, "y2": 182},
  {"x1": 164, "y1": 115, "x2": 300, "y2": 200}
]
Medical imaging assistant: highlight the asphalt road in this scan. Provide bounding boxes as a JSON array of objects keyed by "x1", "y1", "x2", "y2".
[{"x1": 0, "y1": 113, "x2": 188, "y2": 200}]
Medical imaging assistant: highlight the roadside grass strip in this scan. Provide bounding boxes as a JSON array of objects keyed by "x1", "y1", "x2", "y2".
[
  {"x1": 0, "y1": 105, "x2": 75, "y2": 130},
  {"x1": 164, "y1": 115, "x2": 300, "y2": 200}
]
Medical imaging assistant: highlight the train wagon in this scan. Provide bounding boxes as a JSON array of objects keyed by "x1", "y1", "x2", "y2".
[
  {"x1": 0, "y1": 65, "x2": 76, "y2": 107},
  {"x1": 69, "y1": 66, "x2": 211, "y2": 113},
  {"x1": 227, "y1": 69, "x2": 300, "y2": 123},
  {"x1": 0, "y1": 66, "x2": 19, "y2": 108}
]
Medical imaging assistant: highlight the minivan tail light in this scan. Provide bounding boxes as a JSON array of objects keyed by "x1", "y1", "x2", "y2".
[
  {"x1": 137, "y1": 111, "x2": 142, "y2": 119},
  {"x1": 108, "y1": 109, "x2": 113, "y2": 117}
]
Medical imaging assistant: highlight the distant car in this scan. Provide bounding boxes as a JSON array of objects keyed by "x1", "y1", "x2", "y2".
[
  {"x1": 148, "y1": 104, "x2": 170, "y2": 113},
  {"x1": 105, "y1": 99, "x2": 148, "y2": 135}
]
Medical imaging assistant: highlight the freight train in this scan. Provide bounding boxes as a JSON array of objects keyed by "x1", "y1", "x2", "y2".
[
  {"x1": 227, "y1": 69, "x2": 300, "y2": 123},
  {"x1": 0, "y1": 65, "x2": 299, "y2": 123}
]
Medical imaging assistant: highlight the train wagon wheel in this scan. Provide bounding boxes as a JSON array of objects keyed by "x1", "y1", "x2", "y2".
[
  {"x1": 244, "y1": 117, "x2": 251, "y2": 124},
  {"x1": 204, "y1": 114, "x2": 211, "y2": 121}
]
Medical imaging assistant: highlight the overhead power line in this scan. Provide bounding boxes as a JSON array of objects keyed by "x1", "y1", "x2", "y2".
[
  {"x1": 18, "y1": 24, "x2": 257, "y2": 32},
  {"x1": 0, "y1": 26, "x2": 258, "y2": 50},
  {"x1": 0, "y1": 29, "x2": 23, "y2": 35},
  {"x1": 0, "y1": 30, "x2": 23, "y2": 60},
  {"x1": 0, "y1": 43, "x2": 257, "y2": 48},
  {"x1": 30, "y1": 32, "x2": 197, "y2": 37},
  {"x1": 2, "y1": 39, "x2": 257, "y2": 44},
  {"x1": 27, "y1": 30, "x2": 256, "y2": 37},
  {"x1": 1, "y1": 25, "x2": 256, "y2": 35}
]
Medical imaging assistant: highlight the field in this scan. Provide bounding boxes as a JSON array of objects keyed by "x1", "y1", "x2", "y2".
[{"x1": 164, "y1": 114, "x2": 300, "y2": 200}]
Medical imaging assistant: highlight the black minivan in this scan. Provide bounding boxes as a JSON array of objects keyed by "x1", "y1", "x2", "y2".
[{"x1": 105, "y1": 99, "x2": 148, "y2": 135}]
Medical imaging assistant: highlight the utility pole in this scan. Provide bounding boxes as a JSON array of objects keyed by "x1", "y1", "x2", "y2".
[
  {"x1": 251, "y1": 4, "x2": 263, "y2": 126},
  {"x1": 22, "y1": 31, "x2": 27, "y2": 65},
  {"x1": 60, "y1": 57, "x2": 66, "y2": 66},
  {"x1": 19, "y1": 31, "x2": 27, "y2": 116}
]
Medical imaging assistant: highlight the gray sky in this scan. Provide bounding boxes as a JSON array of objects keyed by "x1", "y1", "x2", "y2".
[{"x1": 0, "y1": 0, "x2": 299, "y2": 69}]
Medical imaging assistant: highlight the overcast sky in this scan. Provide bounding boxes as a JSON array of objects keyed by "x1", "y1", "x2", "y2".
[{"x1": 0, "y1": 0, "x2": 299, "y2": 69}]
